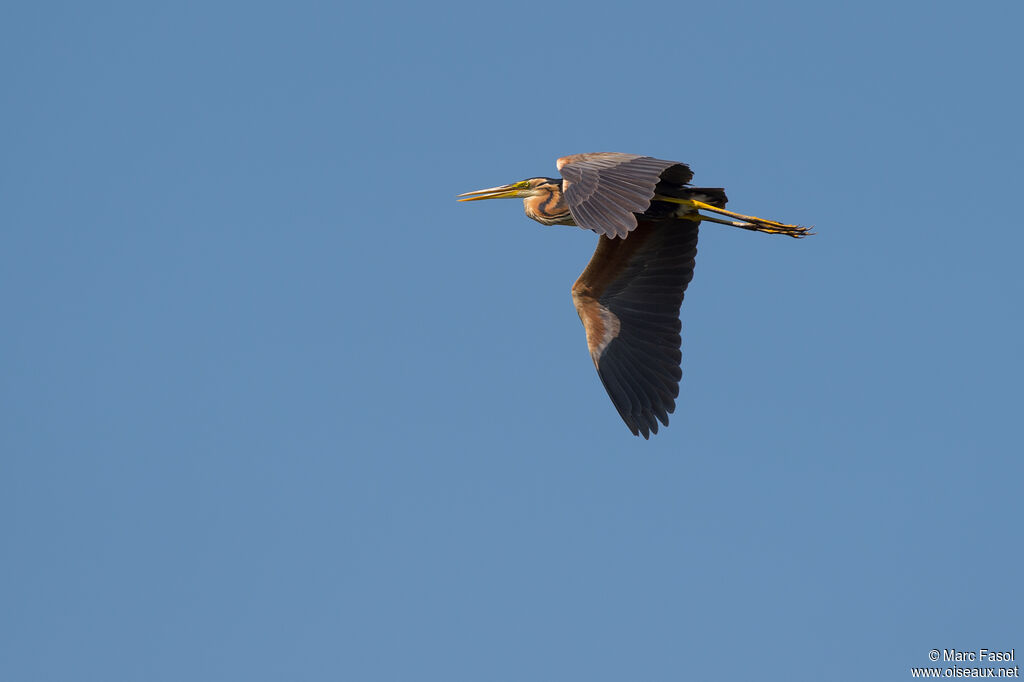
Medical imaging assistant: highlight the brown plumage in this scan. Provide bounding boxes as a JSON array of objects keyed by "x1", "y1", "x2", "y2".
[{"x1": 458, "y1": 153, "x2": 810, "y2": 438}]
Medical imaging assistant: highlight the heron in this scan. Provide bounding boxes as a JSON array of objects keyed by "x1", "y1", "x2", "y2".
[{"x1": 458, "y1": 153, "x2": 810, "y2": 438}]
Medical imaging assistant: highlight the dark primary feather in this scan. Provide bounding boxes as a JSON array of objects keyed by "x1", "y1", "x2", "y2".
[{"x1": 572, "y1": 219, "x2": 699, "y2": 438}]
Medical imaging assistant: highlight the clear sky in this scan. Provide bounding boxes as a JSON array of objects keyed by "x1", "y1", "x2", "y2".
[{"x1": 3, "y1": 1, "x2": 1022, "y2": 680}]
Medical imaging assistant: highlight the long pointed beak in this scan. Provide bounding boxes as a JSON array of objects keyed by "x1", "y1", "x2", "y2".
[{"x1": 456, "y1": 184, "x2": 522, "y2": 202}]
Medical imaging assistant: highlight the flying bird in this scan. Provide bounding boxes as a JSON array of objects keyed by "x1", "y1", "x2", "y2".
[{"x1": 458, "y1": 153, "x2": 810, "y2": 438}]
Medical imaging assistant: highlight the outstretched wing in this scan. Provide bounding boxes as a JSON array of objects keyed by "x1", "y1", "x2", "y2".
[
  {"x1": 557, "y1": 153, "x2": 693, "y2": 239},
  {"x1": 571, "y1": 219, "x2": 699, "y2": 438}
]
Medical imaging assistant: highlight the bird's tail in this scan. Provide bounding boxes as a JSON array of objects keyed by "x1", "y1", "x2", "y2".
[
  {"x1": 651, "y1": 180, "x2": 728, "y2": 207},
  {"x1": 678, "y1": 187, "x2": 728, "y2": 208}
]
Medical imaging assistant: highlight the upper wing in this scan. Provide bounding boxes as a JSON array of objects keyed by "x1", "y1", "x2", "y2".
[
  {"x1": 557, "y1": 153, "x2": 693, "y2": 239},
  {"x1": 571, "y1": 219, "x2": 699, "y2": 438}
]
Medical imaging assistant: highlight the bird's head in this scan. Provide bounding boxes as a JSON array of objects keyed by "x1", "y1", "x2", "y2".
[
  {"x1": 457, "y1": 177, "x2": 562, "y2": 203},
  {"x1": 457, "y1": 177, "x2": 570, "y2": 225}
]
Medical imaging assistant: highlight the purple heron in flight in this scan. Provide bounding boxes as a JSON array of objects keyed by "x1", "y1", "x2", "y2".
[{"x1": 458, "y1": 153, "x2": 809, "y2": 439}]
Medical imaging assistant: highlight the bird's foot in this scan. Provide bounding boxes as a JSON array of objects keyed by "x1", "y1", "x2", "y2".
[{"x1": 735, "y1": 218, "x2": 813, "y2": 238}]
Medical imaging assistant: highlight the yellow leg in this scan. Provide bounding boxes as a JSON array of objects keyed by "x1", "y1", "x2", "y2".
[
  {"x1": 689, "y1": 199, "x2": 799, "y2": 229},
  {"x1": 657, "y1": 196, "x2": 812, "y2": 238}
]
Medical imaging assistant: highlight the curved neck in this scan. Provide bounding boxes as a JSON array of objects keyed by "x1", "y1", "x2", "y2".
[{"x1": 524, "y1": 190, "x2": 573, "y2": 226}]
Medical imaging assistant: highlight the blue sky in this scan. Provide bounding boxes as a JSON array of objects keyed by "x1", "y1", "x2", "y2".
[{"x1": 2, "y1": 1, "x2": 1022, "y2": 680}]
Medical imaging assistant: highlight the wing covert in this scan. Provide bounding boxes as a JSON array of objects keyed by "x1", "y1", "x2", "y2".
[{"x1": 557, "y1": 153, "x2": 693, "y2": 239}]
